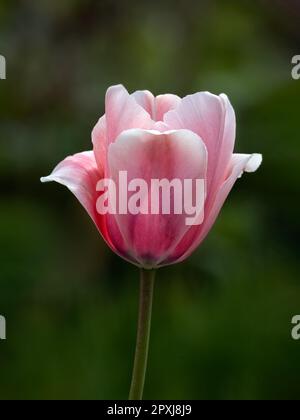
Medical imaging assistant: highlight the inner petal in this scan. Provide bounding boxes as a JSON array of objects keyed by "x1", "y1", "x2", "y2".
[{"x1": 132, "y1": 90, "x2": 181, "y2": 122}]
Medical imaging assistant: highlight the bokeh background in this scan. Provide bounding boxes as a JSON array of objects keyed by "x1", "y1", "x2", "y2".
[{"x1": 0, "y1": 0, "x2": 300, "y2": 400}]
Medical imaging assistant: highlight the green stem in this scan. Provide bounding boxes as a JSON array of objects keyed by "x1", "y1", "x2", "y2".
[{"x1": 129, "y1": 268, "x2": 156, "y2": 400}]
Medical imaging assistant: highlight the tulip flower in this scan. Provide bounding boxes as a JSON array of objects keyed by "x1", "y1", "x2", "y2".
[{"x1": 41, "y1": 84, "x2": 262, "y2": 400}]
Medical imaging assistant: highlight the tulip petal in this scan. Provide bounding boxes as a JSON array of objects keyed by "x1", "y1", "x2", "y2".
[
  {"x1": 166, "y1": 153, "x2": 262, "y2": 265},
  {"x1": 131, "y1": 90, "x2": 155, "y2": 117},
  {"x1": 164, "y1": 92, "x2": 236, "y2": 196},
  {"x1": 92, "y1": 86, "x2": 155, "y2": 178},
  {"x1": 105, "y1": 85, "x2": 153, "y2": 146},
  {"x1": 155, "y1": 94, "x2": 181, "y2": 121},
  {"x1": 132, "y1": 90, "x2": 181, "y2": 122},
  {"x1": 107, "y1": 129, "x2": 208, "y2": 268},
  {"x1": 92, "y1": 115, "x2": 107, "y2": 175},
  {"x1": 41, "y1": 151, "x2": 101, "y2": 222},
  {"x1": 41, "y1": 151, "x2": 134, "y2": 264}
]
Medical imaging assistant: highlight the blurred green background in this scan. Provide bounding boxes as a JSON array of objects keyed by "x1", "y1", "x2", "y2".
[{"x1": 0, "y1": 0, "x2": 300, "y2": 400}]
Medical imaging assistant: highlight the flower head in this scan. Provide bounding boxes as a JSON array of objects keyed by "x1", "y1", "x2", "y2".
[{"x1": 41, "y1": 85, "x2": 262, "y2": 268}]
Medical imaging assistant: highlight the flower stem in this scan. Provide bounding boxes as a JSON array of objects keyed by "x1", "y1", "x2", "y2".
[{"x1": 129, "y1": 268, "x2": 156, "y2": 400}]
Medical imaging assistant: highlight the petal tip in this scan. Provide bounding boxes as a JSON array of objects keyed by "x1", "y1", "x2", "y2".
[
  {"x1": 245, "y1": 153, "x2": 263, "y2": 173},
  {"x1": 40, "y1": 176, "x2": 50, "y2": 183},
  {"x1": 106, "y1": 84, "x2": 127, "y2": 96}
]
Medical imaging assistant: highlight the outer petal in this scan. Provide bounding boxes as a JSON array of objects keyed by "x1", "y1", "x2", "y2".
[
  {"x1": 41, "y1": 151, "x2": 135, "y2": 265},
  {"x1": 107, "y1": 129, "x2": 208, "y2": 268},
  {"x1": 164, "y1": 92, "x2": 236, "y2": 196},
  {"x1": 164, "y1": 153, "x2": 262, "y2": 265},
  {"x1": 41, "y1": 151, "x2": 101, "y2": 222},
  {"x1": 92, "y1": 115, "x2": 107, "y2": 175}
]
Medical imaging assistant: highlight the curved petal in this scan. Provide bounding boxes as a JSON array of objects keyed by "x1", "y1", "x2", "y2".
[
  {"x1": 155, "y1": 94, "x2": 181, "y2": 121},
  {"x1": 131, "y1": 90, "x2": 155, "y2": 117},
  {"x1": 107, "y1": 128, "x2": 208, "y2": 268},
  {"x1": 105, "y1": 85, "x2": 153, "y2": 146},
  {"x1": 164, "y1": 92, "x2": 236, "y2": 196},
  {"x1": 92, "y1": 88, "x2": 181, "y2": 176},
  {"x1": 92, "y1": 115, "x2": 107, "y2": 175},
  {"x1": 132, "y1": 90, "x2": 181, "y2": 122},
  {"x1": 41, "y1": 151, "x2": 101, "y2": 222},
  {"x1": 164, "y1": 153, "x2": 262, "y2": 265},
  {"x1": 40, "y1": 151, "x2": 135, "y2": 265},
  {"x1": 92, "y1": 86, "x2": 155, "y2": 178}
]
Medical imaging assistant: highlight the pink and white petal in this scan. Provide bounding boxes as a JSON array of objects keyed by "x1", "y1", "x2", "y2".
[
  {"x1": 226, "y1": 153, "x2": 263, "y2": 178},
  {"x1": 40, "y1": 151, "x2": 134, "y2": 264},
  {"x1": 164, "y1": 153, "x2": 262, "y2": 266},
  {"x1": 92, "y1": 115, "x2": 108, "y2": 175},
  {"x1": 105, "y1": 85, "x2": 153, "y2": 146},
  {"x1": 108, "y1": 129, "x2": 207, "y2": 268},
  {"x1": 41, "y1": 151, "x2": 101, "y2": 222},
  {"x1": 164, "y1": 92, "x2": 236, "y2": 196},
  {"x1": 131, "y1": 90, "x2": 155, "y2": 117},
  {"x1": 155, "y1": 94, "x2": 181, "y2": 121},
  {"x1": 132, "y1": 91, "x2": 181, "y2": 122}
]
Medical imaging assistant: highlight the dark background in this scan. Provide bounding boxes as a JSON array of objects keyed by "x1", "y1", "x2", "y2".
[{"x1": 0, "y1": 0, "x2": 300, "y2": 400}]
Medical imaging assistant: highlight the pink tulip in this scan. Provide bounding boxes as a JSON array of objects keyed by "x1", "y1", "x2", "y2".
[
  {"x1": 41, "y1": 84, "x2": 262, "y2": 400},
  {"x1": 41, "y1": 85, "x2": 262, "y2": 269}
]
